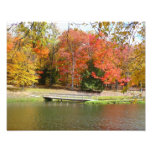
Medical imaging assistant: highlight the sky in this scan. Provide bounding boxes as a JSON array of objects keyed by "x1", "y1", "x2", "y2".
[
  {"x1": 7, "y1": 21, "x2": 144, "y2": 44},
  {"x1": 56, "y1": 22, "x2": 93, "y2": 32},
  {"x1": 56, "y1": 22, "x2": 143, "y2": 44}
]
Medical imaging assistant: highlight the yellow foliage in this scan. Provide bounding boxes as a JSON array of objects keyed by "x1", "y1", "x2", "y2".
[
  {"x1": 7, "y1": 48, "x2": 38, "y2": 87},
  {"x1": 128, "y1": 43, "x2": 145, "y2": 87}
]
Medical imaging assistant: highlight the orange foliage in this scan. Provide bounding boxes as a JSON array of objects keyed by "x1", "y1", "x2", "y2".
[
  {"x1": 32, "y1": 41, "x2": 49, "y2": 58},
  {"x1": 57, "y1": 29, "x2": 90, "y2": 85},
  {"x1": 7, "y1": 34, "x2": 14, "y2": 51}
]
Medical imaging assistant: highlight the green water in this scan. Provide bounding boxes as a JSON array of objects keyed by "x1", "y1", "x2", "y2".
[{"x1": 7, "y1": 102, "x2": 145, "y2": 130}]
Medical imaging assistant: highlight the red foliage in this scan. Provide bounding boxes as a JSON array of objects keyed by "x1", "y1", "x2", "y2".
[
  {"x1": 32, "y1": 41, "x2": 49, "y2": 58},
  {"x1": 91, "y1": 72, "x2": 99, "y2": 79},
  {"x1": 36, "y1": 71, "x2": 44, "y2": 74},
  {"x1": 87, "y1": 34, "x2": 131, "y2": 85},
  {"x1": 57, "y1": 30, "x2": 131, "y2": 87},
  {"x1": 38, "y1": 75, "x2": 42, "y2": 79},
  {"x1": 7, "y1": 34, "x2": 15, "y2": 51},
  {"x1": 33, "y1": 47, "x2": 49, "y2": 58},
  {"x1": 57, "y1": 29, "x2": 90, "y2": 85}
]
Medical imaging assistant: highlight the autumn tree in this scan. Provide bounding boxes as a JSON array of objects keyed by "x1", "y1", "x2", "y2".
[
  {"x1": 7, "y1": 22, "x2": 61, "y2": 87},
  {"x1": 127, "y1": 43, "x2": 145, "y2": 91},
  {"x1": 47, "y1": 23, "x2": 60, "y2": 86},
  {"x1": 7, "y1": 22, "x2": 51, "y2": 87},
  {"x1": 89, "y1": 22, "x2": 145, "y2": 90},
  {"x1": 7, "y1": 21, "x2": 145, "y2": 92},
  {"x1": 7, "y1": 34, "x2": 38, "y2": 87},
  {"x1": 57, "y1": 28, "x2": 90, "y2": 89},
  {"x1": 88, "y1": 34, "x2": 122, "y2": 86}
]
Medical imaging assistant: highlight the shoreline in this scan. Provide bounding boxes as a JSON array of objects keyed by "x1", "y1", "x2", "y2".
[
  {"x1": 7, "y1": 96, "x2": 145, "y2": 104},
  {"x1": 7, "y1": 86, "x2": 145, "y2": 104}
]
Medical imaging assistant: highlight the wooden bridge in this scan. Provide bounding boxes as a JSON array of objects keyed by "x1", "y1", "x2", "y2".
[{"x1": 43, "y1": 93, "x2": 97, "y2": 102}]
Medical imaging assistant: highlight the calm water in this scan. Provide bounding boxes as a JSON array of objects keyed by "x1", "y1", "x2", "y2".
[{"x1": 7, "y1": 102, "x2": 145, "y2": 130}]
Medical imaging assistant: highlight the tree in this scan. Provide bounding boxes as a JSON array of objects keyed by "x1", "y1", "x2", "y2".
[
  {"x1": 88, "y1": 34, "x2": 122, "y2": 85},
  {"x1": 7, "y1": 22, "x2": 61, "y2": 87},
  {"x1": 47, "y1": 23, "x2": 60, "y2": 86},
  {"x1": 81, "y1": 60, "x2": 104, "y2": 91},
  {"x1": 89, "y1": 22, "x2": 145, "y2": 90},
  {"x1": 7, "y1": 22, "x2": 51, "y2": 87},
  {"x1": 7, "y1": 21, "x2": 145, "y2": 92},
  {"x1": 57, "y1": 28, "x2": 90, "y2": 89},
  {"x1": 7, "y1": 37, "x2": 38, "y2": 87},
  {"x1": 127, "y1": 43, "x2": 145, "y2": 90}
]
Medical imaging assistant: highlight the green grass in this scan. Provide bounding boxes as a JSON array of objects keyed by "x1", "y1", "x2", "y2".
[
  {"x1": 87, "y1": 95, "x2": 145, "y2": 104},
  {"x1": 7, "y1": 96, "x2": 145, "y2": 104},
  {"x1": 25, "y1": 88, "x2": 52, "y2": 93},
  {"x1": 92, "y1": 96, "x2": 145, "y2": 100},
  {"x1": 7, "y1": 86, "x2": 58, "y2": 93},
  {"x1": 93, "y1": 96, "x2": 131, "y2": 100},
  {"x1": 7, "y1": 97, "x2": 44, "y2": 103},
  {"x1": 7, "y1": 86, "x2": 145, "y2": 104},
  {"x1": 85, "y1": 99, "x2": 145, "y2": 104}
]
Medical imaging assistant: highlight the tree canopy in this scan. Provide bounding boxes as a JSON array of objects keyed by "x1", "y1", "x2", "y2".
[{"x1": 7, "y1": 22, "x2": 145, "y2": 91}]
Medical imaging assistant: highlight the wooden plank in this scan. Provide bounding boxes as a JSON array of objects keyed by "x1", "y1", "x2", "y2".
[
  {"x1": 43, "y1": 93, "x2": 96, "y2": 102},
  {"x1": 43, "y1": 96, "x2": 91, "y2": 100},
  {"x1": 43, "y1": 96, "x2": 93, "y2": 102},
  {"x1": 48, "y1": 93, "x2": 93, "y2": 96}
]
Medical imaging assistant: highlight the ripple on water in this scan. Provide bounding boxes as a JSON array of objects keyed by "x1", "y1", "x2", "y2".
[{"x1": 7, "y1": 102, "x2": 145, "y2": 130}]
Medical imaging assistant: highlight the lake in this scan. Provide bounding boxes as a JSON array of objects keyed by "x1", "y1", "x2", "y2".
[{"x1": 7, "y1": 102, "x2": 145, "y2": 130}]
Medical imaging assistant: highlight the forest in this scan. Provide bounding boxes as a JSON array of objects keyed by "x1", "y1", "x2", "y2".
[{"x1": 7, "y1": 22, "x2": 145, "y2": 92}]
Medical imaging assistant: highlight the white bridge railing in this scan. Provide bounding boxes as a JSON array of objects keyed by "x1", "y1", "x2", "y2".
[{"x1": 43, "y1": 93, "x2": 99, "y2": 101}]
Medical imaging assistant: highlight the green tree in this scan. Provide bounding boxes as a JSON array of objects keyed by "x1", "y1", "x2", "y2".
[{"x1": 81, "y1": 60, "x2": 104, "y2": 91}]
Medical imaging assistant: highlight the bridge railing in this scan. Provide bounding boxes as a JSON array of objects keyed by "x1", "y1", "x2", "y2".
[{"x1": 44, "y1": 93, "x2": 99, "y2": 100}]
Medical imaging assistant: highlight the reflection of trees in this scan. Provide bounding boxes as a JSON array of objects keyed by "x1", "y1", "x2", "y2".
[
  {"x1": 99, "y1": 104, "x2": 143, "y2": 130},
  {"x1": 8, "y1": 103, "x2": 145, "y2": 130},
  {"x1": 7, "y1": 103, "x2": 39, "y2": 130},
  {"x1": 38, "y1": 103, "x2": 105, "y2": 130}
]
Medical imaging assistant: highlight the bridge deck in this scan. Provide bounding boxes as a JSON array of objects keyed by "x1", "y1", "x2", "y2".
[{"x1": 43, "y1": 93, "x2": 95, "y2": 102}]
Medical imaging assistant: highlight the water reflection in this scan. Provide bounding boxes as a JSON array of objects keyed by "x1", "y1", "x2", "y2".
[
  {"x1": 99, "y1": 104, "x2": 145, "y2": 130},
  {"x1": 7, "y1": 102, "x2": 145, "y2": 130}
]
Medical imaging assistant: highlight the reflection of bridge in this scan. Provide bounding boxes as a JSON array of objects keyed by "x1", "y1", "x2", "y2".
[{"x1": 43, "y1": 93, "x2": 97, "y2": 102}]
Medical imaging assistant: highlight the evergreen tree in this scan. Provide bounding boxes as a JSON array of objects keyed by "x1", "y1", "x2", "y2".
[{"x1": 81, "y1": 60, "x2": 104, "y2": 91}]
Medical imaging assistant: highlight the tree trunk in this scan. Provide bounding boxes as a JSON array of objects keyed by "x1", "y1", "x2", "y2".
[
  {"x1": 50, "y1": 46, "x2": 54, "y2": 87},
  {"x1": 71, "y1": 52, "x2": 75, "y2": 90},
  {"x1": 115, "y1": 80, "x2": 118, "y2": 91},
  {"x1": 140, "y1": 82, "x2": 142, "y2": 93}
]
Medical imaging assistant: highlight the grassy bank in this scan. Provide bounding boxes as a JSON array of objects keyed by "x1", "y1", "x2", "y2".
[
  {"x1": 7, "y1": 86, "x2": 145, "y2": 104},
  {"x1": 85, "y1": 99, "x2": 145, "y2": 104},
  {"x1": 7, "y1": 96, "x2": 145, "y2": 104},
  {"x1": 88, "y1": 96, "x2": 145, "y2": 104},
  {"x1": 7, "y1": 97, "x2": 44, "y2": 103}
]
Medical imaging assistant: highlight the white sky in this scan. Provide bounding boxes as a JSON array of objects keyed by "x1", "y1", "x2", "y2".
[
  {"x1": 7, "y1": 21, "x2": 143, "y2": 44},
  {"x1": 56, "y1": 22, "x2": 93, "y2": 32},
  {"x1": 56, "y1": 22, "x2": 143, "y2": 44}
]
